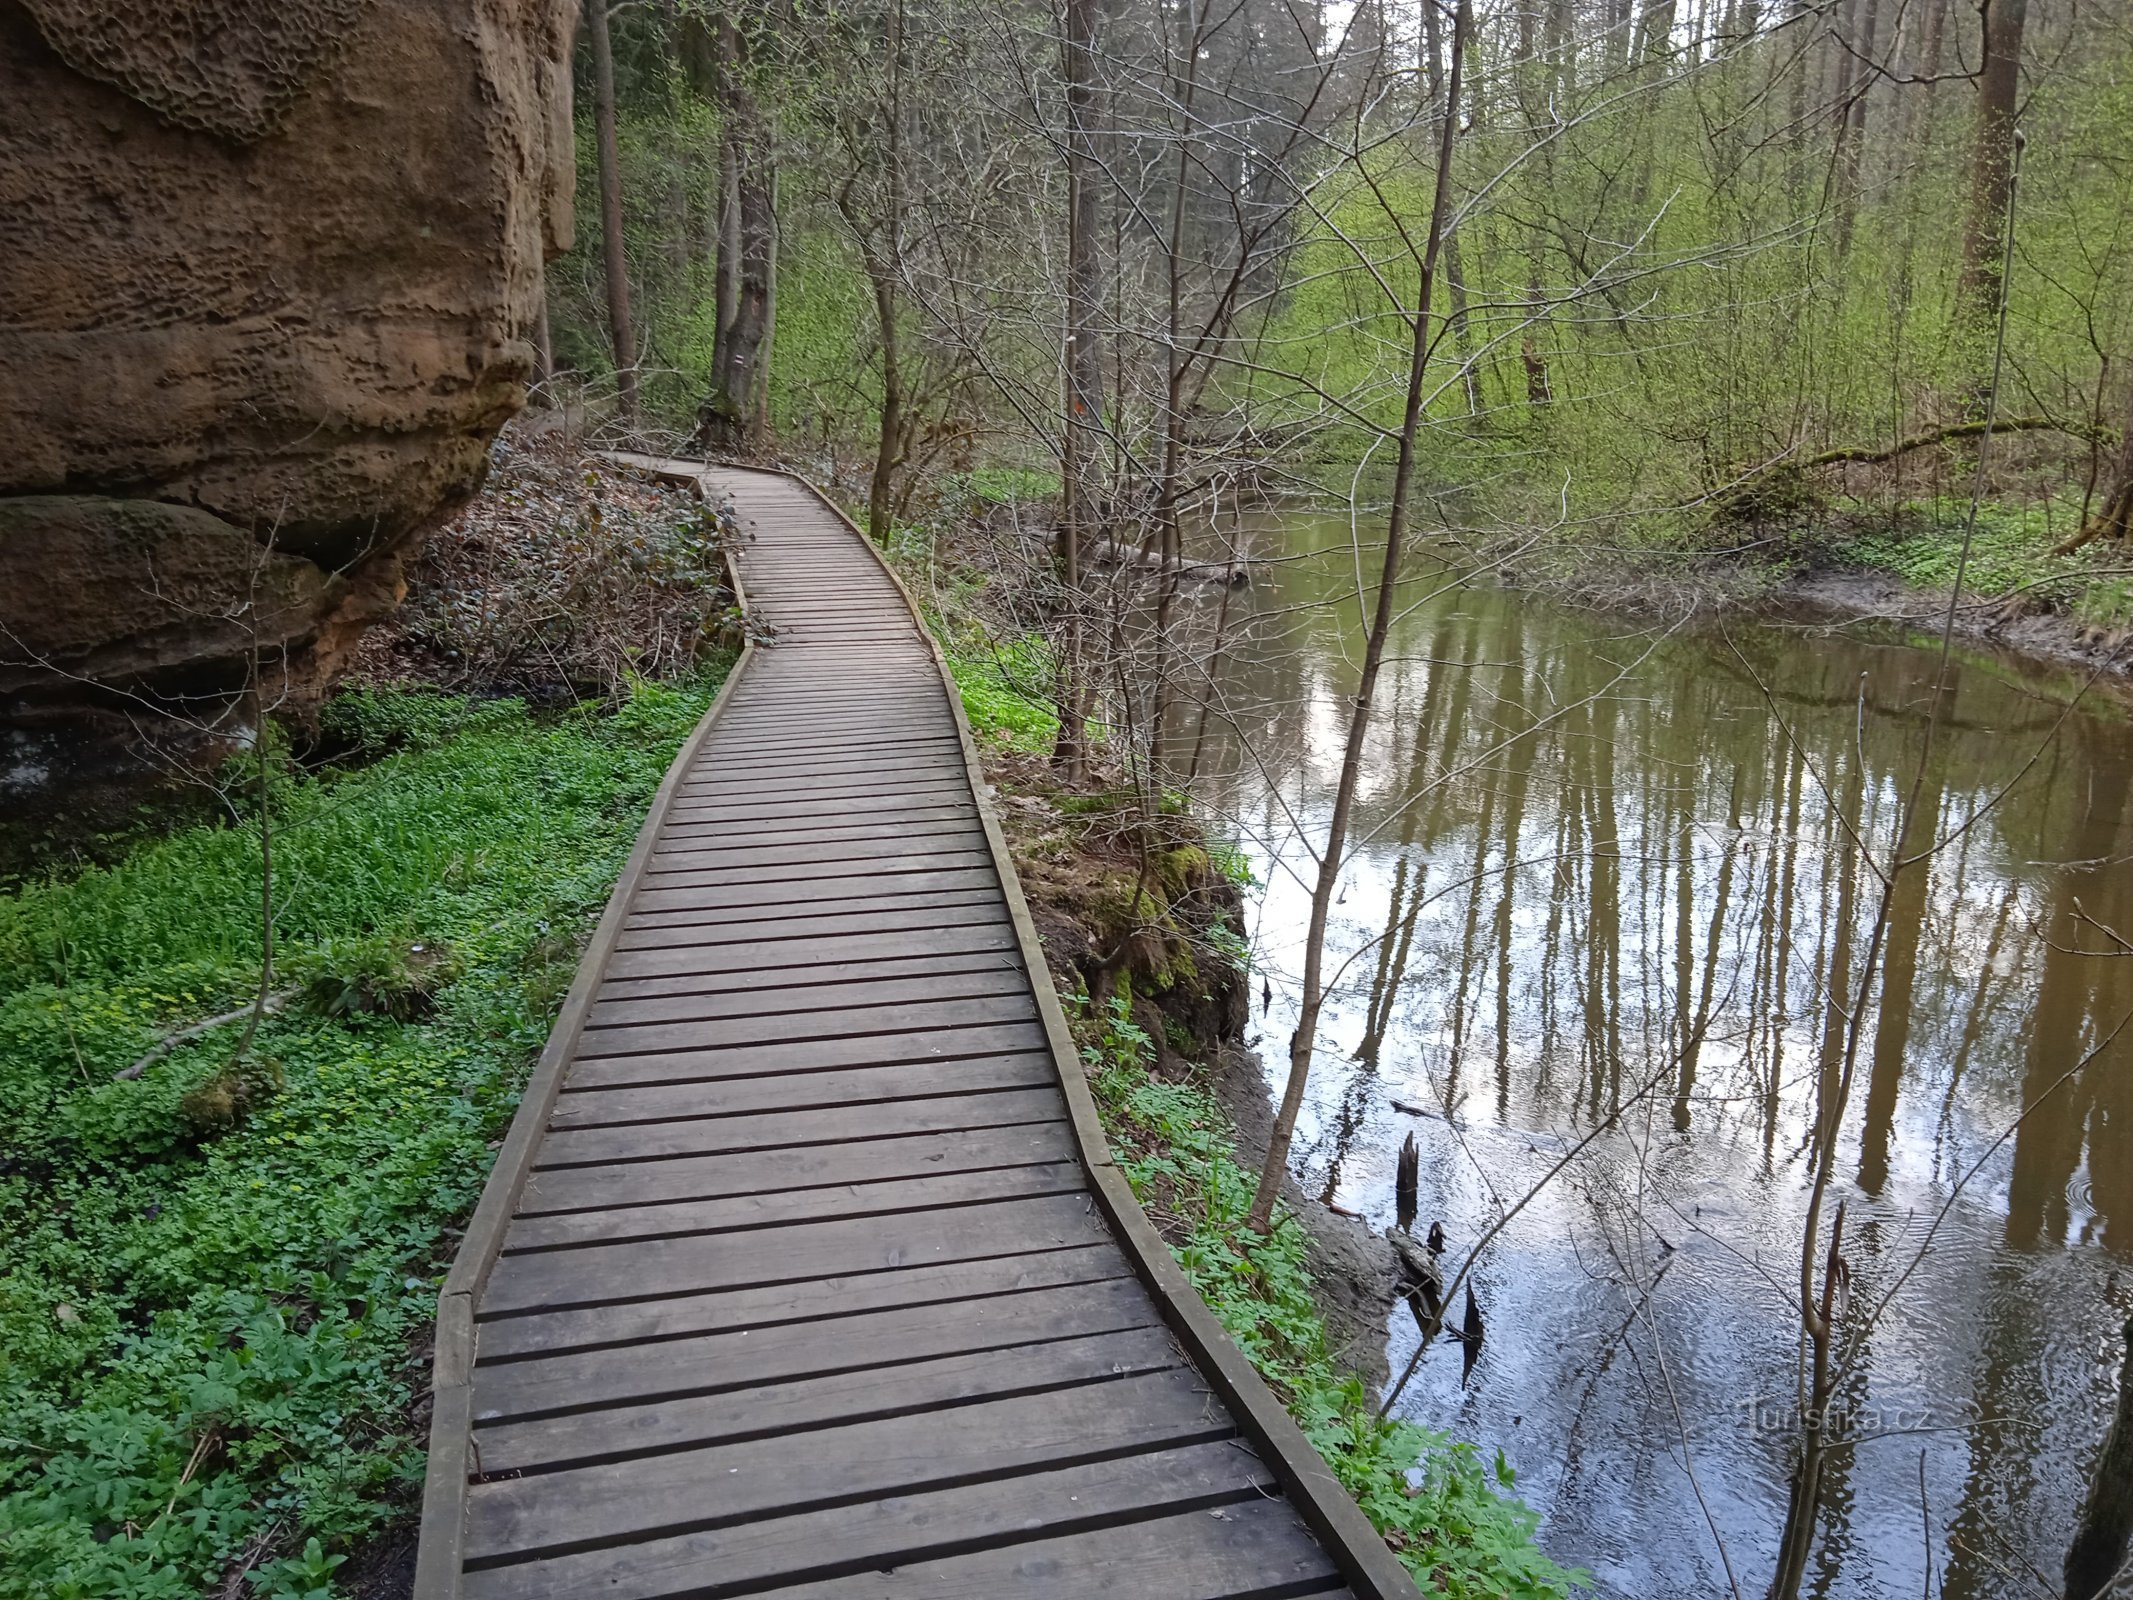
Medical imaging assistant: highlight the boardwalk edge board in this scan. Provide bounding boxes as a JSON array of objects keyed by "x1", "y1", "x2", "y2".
[{"x1": 413, "y1": 455, "x2": 1419, "y2": 1600}]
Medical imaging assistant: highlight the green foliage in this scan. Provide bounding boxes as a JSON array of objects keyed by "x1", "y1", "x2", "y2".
[
  {"x1": 940, "y1": 466, "x2": 1061, "y2": 507},
  {"x1": 314, "y1": 686, "x2": 498, "y2": 759},
  {"x1": 944, "y1": 634, "x2": 1060, "y2": 752},
  {"x1": 1078, "y1": 999, "x2": 1584, "y2": 1598},
  {"x1": 0, "y1": 677, "x2": 721, "y2": 1598},
  {"x1": 293, "y1": 936, "x2": 461, "y2": 1024},
  {"x1": 1827, "y1": 497, "x2": 2133, "y2": 623},
  {"x1": 1204, "y1": 838, "x2": 1258, "y2": 890}
]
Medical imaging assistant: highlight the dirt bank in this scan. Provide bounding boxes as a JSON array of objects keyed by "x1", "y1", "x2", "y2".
[
  {"x1": 1768, "y1": 567, "x2": 2133, "y2": 694},
  {"x1": 977, "y1": 746, "x2": 1404, "y2": 1387}
]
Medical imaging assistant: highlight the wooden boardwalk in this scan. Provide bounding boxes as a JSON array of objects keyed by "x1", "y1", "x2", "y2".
[{"x1": 415, "y1": 463, "x2": 1414, "y2": 1599}]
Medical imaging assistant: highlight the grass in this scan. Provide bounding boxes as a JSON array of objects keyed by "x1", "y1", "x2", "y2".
[
  {"x1": 1077, "y1": 998, "x2": 1584, "y2": 1598},
  {"x1": 0, "y1": 672, "x2": 726, "y2": 1599}
]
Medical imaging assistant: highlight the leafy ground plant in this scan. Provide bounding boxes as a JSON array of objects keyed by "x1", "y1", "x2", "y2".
[
  {"x1": 0, "y1": 674, "x2": 723, "y2": 1598},
  {"x1": 1077, "y1": 997, "x2": 1586, "y2": 1599}
]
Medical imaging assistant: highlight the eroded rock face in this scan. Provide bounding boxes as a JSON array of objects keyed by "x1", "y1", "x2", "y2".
[{"x1": 0, "y1": 0, "x2": 576, "y2": 801}]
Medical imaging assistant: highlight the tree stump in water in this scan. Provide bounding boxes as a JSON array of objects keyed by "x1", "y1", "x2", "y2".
[{"x1": 2067, "y1": 1316, "x2": 2133, "y2": 1600}]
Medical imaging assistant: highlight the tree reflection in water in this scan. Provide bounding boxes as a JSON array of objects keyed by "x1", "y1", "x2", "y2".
[{"x1": 1175, "y1": 510, "x2": 2133, "y2": 1599}]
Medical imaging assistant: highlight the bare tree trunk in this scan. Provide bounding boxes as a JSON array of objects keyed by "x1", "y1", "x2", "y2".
[
  {"x1": 1770, "y1": 1204, "x2": 1849, "y2": 1600},
  {"x1": 2060, "y1": 388, "x2": 2133, "y2": 552},
  {"x1": 714, "y1": 120, "x2": 740, "y2": 356},
  {"x1": 1954, "y1": 0, "x2": 2027, "y2": 360},
  {"x1": 754, "y1": 184, "x2": 778, "y2": 440},
  {"x1": 1832, "y1": 0, "x2": 1881, "y2": 253},
  {"x1": 1055, "y1": 0, "x2": 1104, "y2": 780},
  {"x1": 533, "y1": 280, "x2": 554, "y2": 402},
  {"x1": 700, "y1": 14, "x2": 775, "y2": 454},
  {"x1": 1423, "y1": 0, "x2": 1480, "y2": 416},
  {"x1": 1248, "y1": 0, "x2": 1473, "y2": 1235},
  {"x1": 2068, "y1": 1318, "x2": 2133, "y2": 1600},
  {"x1": 587, "y1": 0, "x2": 637, "y2": 422}
]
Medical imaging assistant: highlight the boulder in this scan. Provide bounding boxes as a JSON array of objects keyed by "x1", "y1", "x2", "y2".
[{"x1": 0, "y1": 0, "x2": 577, "y2": 801}]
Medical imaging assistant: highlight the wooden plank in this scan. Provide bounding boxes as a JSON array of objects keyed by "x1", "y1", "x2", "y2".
[
  {"x1": 528, "y1": 1086, "x2": 1069, "y2": 1172},
  {"x1": 512, "y1": 1120, "x2": 1076, "y2": 1219},
  {"x1": 547, "y1": 1053, "x2": 1059, "y2": 1128},
  {"x1": 476, "y1": 1241, "x2": 1124, "y2": 1363},
  {"x1": 643, "y1": 840, "x2": 993, "y2": 878},
  {"x1": 663, "y1": 783, "x2": 981, "y2": 820},
  {"x1": 597, "y1": 941, "x2": 1022, "y2": 997},
  {"x1": 636, "y1": 851, "x2": 999, "y2": 889},
  {"x1": 628, "y1": 867, "x2": 1001, "y2": 915},
  {"x1": 583, "y1": 964, "x2": 1025, "y2": 1028},
  {"x1": 665, "y1": 779, "x2": 974, "y2": 811},
  {"x1": 619, "y1": 893, "x2": 1007, "y2": 942},
  {"x1": 473, "y1": 1324, "x2": 1180, "y2": 1475},
  {"x1": 565, "y1": 1019, "x2": 1052, "y2": 1089},
  {"x1": 480, "y1": 1190, "x2": 1109, "y2": 1318},
  {"x1": 656, "y1": 808, "x2": 980, "y2": 844},
  {"x1": 603, "y1": 921, "x2": 1014, "y2": 978},
  {"x1": 502, "y1": 1155, "x2": 1084, "y2": 1251},
  {"x1": 656, "y1": 807, "x2": 976, "y2": 840},
  {"x1": 696, "y1": 722, "x2": 953, "y2": 749},
  {"x1": 457, "y1": 1441, "x2": 1283, "y2": 1600},
  {"x1": 476, "y1": 1279, "x2": 1157, "y2": 1424},
  {"x1": 569, "y1": 992, "x2": 1039, "y2": 1058},
  {"x1": 675, "y1": 759, "x2": 972, "y2": 793},
  {"x1": 662, "y1": 789, "x2": 977, "y2": 826},
  {"x1": 695, "y1": 730, "x2": 958, "y2": 759},
  {"x1": 757, "y1": 1498, "x2": 1348, "y2": 1600},
  {"x1": 460, "y1": 1367, "x2": 1234, "y2": 1567},
  {"x1": 692, "y1": 726, "x2": 961, "y2": 755}
]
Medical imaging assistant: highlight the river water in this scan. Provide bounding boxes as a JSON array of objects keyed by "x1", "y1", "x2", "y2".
[{"x1": 1178, "y1": 510, "x2": 2132, "y2": 1598}]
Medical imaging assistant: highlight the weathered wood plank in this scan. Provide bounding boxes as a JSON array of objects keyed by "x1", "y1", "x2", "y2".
[
  {"x1": 502, "y1": 1154, "x2": 1083, "y2": 1251},
  {"x1": 512, "y1": 1120, "x2": 1076, "y2": 1220},
  {"x1": 569, "y1": 992, "x2": 1039, "y2": 1058},
  {"x1": 478, "y1": 1192, "x2": 1108, "y2": 1317},
  {"x1": 460, "y1": 1367, "x2": 1234, "y2": 1567},
  {"x1": 583, "y1": 964, "x2": 1026, "y2": 1028},
  {"x1": 457, "y1": 1441, "x2": 1283, "y2": 1600},
  {"x1": 655, "y1": 815, "x2": 981, "y2": 852},
  {"x1": 755, "y1": 1498, "x2": 1349, "y2": 1599},
  {"x1": 628, "y1": 867, "x2": 1001, "y2": 914},
  {"x1": 474, "y1": 1323, "x2": 1181, "y2": 1475},
  {"x1": 642, "y1": 846, "x2": 997, "y2": 884},
  {"x1": 476, "y1": 1240, "x2": 1125, "y2": 1362},
  {"x1": 646, "y1": 829, "x2": 988, "y2": 871},
  {"x1": 600, "y1": 938, "x2": 1019, "y2": 995},
  {"x1": 621, "y1": 890, "x2": 1001, "y2": 938},
  {"x1": 602, "y1": 921, "x2": 1015, "y2": 979},
  {"x1": 475, "y1": 1279, "x2": 1159, "y2": 1428},
  {"x1": 528, "y1": 1084, "x2": 1069, "y2": 1170},
  {"x1": 547, "y1": 1053, "x2": 1059, "y2": 1128},
  {"x1": 564, "y1": 1021, "x2": 1051, "y2": 1091}
]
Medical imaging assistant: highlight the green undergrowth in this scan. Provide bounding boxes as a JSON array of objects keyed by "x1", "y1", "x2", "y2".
[
  {"x1": 1811, "y1": 497, "x2": 2133, "y2": 628},
  {"x1": 0, "y1": 671, "x2": 726, "y2": 1598},
  {"x1": 925, "y1": 617, "x2": 1060, "y2": 754},
  {"x1": 1077, "y1": 998, "x2": 1583, "y2": 1599}
]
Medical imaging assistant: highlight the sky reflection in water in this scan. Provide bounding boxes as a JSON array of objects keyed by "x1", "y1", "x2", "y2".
[{"x1": 1182, "y1": 512, "x2": 2132, "y2": 1598}]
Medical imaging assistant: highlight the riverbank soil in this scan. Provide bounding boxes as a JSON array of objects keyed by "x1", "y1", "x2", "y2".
[{"x1": 974, "y1": 747, "x2": 1402, "y2": 1384}]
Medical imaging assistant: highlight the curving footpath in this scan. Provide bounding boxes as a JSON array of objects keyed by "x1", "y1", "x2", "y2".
[{"x1": 413, "y1": 461, "x2": 1415, "y2": 1599}]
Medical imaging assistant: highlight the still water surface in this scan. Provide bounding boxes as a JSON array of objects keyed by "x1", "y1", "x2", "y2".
[{"x1": 1183, "y1": 511, "x2": 2131, "y2": 1598}]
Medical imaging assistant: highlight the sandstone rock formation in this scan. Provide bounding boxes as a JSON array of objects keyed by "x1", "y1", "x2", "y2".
[{"x1": 0, "y1": 0, "x2": 577, "y2": 801}]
